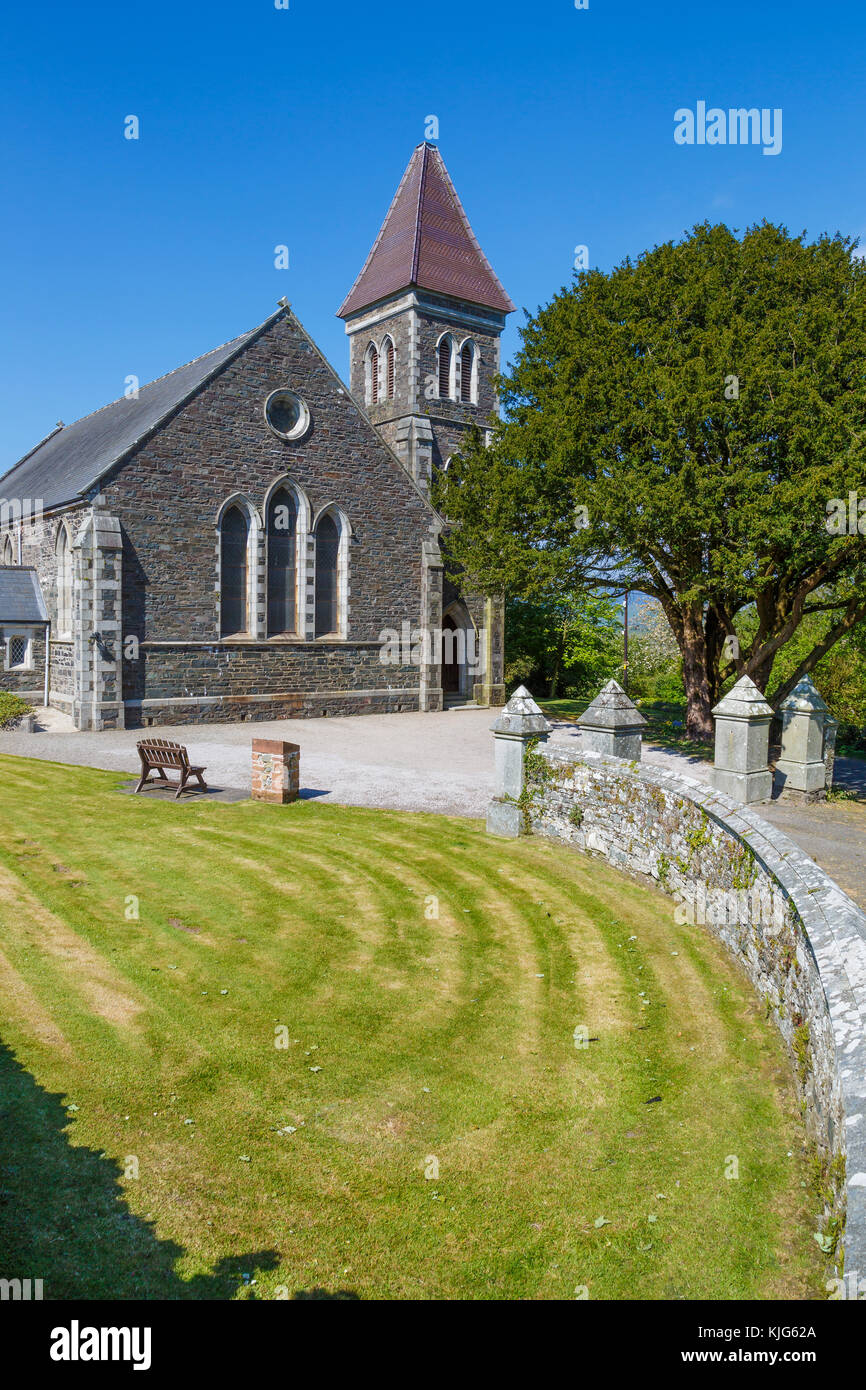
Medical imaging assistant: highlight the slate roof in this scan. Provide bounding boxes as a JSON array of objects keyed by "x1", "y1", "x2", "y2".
[
  {"x1": 338, "y1": 144, "x2": 515, "y2": 318},
  {"x1": 0, "y1": 568, "x2": 48, "y2": 624},
  {"x1": 0, "y1": 315, "x2": 280, "y2": 512}
]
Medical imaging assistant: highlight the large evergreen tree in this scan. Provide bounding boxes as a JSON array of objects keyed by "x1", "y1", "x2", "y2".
[{"x1": 434, "y1": 223, "x2": 866, "y2": 739}]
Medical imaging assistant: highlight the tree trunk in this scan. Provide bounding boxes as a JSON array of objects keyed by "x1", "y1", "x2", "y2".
[
  {"x1": 748, "y1": 657, "x2": 774, "y2": 695},
  {"x1": 549, "y1": 627, "x2": 565, "y2": 700},
  {"x1": 681, "y1": 606, "x2": 715, "y2": 741}
]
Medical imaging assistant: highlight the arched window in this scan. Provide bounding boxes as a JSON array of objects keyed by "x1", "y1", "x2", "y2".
[
  {"x1": 460, "y1": 341, "x2": 477, "y2": 403},
  {"x1": 220, "y1": 506, "x2": 250, "y2": 636},
  {"x1": 366, "y1": 343, "x2": 379, "y2": 405},
  {"x1": 267, "y1": 487, "x2": 297, "y2": 636},
  {"x1": 56, "y1": 527, "x2": 72, "y2": 637},
  {"x1": 314, "y1": 513, "x2": 341, "y2": 637},
  {"x1": 1, "y1": 535, "x2": 13, "y2": 566},
  {"x1": 385, "y1": 337, "x2": 395, "y2": 399},
  {"x1": 438, "y1": 337, "x2": 453, "y2": 399}
]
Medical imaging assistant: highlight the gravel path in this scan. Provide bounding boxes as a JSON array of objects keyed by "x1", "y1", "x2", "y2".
[
  {"x1": 0, "y1": 707, "x2": 498, "y2": 817},
  {"x1": 3, "y1": 706, "x2": 864, "y2": 908}
]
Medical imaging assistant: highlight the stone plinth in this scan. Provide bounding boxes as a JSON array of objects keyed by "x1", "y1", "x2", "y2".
[
  {"x1": 576, "y1": 679, "x2": 646, "y2": 760},
  {"x1": 709, "y1": 675, "x2": 773, "y2": 804},
  {"x1": 486, "y1": 685, "x2": 551, "y2": 837},
  {"x1": 774, "y1": 677, "x2": 829, "y2": 799},
  {"x1": 252, "y1": 739, "x2": 299, "y2": 804}
]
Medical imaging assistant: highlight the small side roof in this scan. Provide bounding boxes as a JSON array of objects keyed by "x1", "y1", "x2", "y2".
[
  {"x1": 0, "y1": 313, "x2": 281, "y2": 512},
  {"x1": 0, "y1": 568, "x2": 48, "y2": 624}
]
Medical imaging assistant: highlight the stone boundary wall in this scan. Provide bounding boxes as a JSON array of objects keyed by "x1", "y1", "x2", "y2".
[{"x1": 524, "y1": 743, "x2": 866, "y2": 1273}]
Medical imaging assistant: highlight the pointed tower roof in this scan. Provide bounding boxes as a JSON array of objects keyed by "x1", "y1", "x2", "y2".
[{"x1": 338, "y1": 143, "x2": 515, "y2": 318}]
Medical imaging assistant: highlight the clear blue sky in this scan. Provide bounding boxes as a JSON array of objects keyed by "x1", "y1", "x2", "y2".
[{"x1": 1, "y1": 0, "x2": 863, "y2": 474}]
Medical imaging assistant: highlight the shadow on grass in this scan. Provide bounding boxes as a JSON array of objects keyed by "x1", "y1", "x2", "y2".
[
  {"x1": 0, "y1": 1041, "x2": 282, "y2": 1300},
  {"x1": 292, "y1": 1288, "x2": 360, "y2": 1300}
]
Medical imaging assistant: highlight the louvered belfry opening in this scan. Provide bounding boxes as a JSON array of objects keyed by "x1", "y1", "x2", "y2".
[
  {"x1": 460, "y1": 342, "x2": 474, "y2": 402},
  {"x1": 438, "y1": 338, "x2": 452, "y2": 399},
  {"x1": 267, "y1": 488, "x2": 297, "y2": 636},
  {"x1": 368, "y1": 345, "x2": 379, "y2": 404},
  {"x1": 315, "y1": 513, "x2": 340, "y2": 637},
  {"x1": 220, "y1": 505, "x2": 249, "y2": 636},
  {"x1": 386, "y1": 339, "x2": 395, "y2": 399}
]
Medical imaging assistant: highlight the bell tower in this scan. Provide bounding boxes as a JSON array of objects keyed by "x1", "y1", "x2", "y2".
[{"x1": 338, "y1": 143, "x2": 514, "y2": 491}]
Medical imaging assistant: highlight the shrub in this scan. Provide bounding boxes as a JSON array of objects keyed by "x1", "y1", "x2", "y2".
[
  {"x1": 0, "y1": 692, "x2": 32, "y2": 729},
  {"x1": 837, "y1": 722, "x2": 866, "y2": 754}
]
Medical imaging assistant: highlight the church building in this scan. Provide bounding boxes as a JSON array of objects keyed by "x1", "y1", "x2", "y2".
[{"x1": 0, "y1": 143, "x2": 513, "y2": 731}]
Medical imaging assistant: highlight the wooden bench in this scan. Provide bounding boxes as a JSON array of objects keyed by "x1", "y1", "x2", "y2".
[{"x1": 135, "y1": 739, "x2": 208, "y2": 800}]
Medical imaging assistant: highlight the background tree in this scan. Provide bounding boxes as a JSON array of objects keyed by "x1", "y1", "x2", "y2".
[
  {"x1": 434, "y1": 223, "x2": 866, "y2": 739},
  {"x1": 627, "y1": 599, "x2": 684, "y2": 704},
  {"x1": 505, "y1": 590, "x2": 623, "y2": 699}
]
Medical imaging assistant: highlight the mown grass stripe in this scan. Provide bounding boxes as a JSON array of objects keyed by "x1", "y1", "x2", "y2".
[{"x1": 0, "y1": 754, "x2": 821, "y2": 1300}]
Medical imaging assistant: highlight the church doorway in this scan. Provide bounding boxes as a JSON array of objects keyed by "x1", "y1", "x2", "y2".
[{"x1": 441, "y1": 614, "x2": 461, "y2": 695}]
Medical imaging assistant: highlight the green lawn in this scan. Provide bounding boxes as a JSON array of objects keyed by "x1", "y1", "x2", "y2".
[{"x1": 0, "y1": 755, "x2": 821, "y2": 1300}]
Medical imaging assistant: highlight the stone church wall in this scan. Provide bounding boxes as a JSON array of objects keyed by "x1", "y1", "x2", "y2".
[
  {"x1": 16, "y1": 503, "x2": 90, "y2": 633},
  {"x1": 131, "y1": 641, "x2": 418, "y2": 726},
  {"x1": 94, "y1": 315, "x2": 436, "y2": 726},
  {"x1": 4, "y1": 307, "x2": 507, "y2": 726},
  {"x1": 4, "y1": 503, "x2": 88, "y2": 712},
  {"x1": 0, "y1": 629, "x2": 45, "y2": 700},
  {"x1": 49, "y1": 639, "x2": 75, "y2": 706}
]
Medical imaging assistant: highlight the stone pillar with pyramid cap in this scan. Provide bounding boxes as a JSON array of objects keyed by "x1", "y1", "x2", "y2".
[
  {"x1": 576, "y1": 680, "x2": 647, "y2": 760},
  {"x1": 709, "y1": 675, "x2": 773, "y2": 804},
  {"x1": 774, "y1": 676, "x2": 830, "y2": 799},
  {"x1": 486, "y1": 686, "x2": 552, "y2": 838}
]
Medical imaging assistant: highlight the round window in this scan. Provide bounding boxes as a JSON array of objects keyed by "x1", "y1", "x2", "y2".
[{"x1": 264, "y1": 389, "x2": 310, "y2": 441}]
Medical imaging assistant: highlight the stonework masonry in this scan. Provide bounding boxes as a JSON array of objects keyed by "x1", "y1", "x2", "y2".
[
  {"x1": 0, "y1": 629, "x2": 45, "y2": 700},
  {"x1": 346, "y1": 290, "x2": 503, "y2": 483},
  {"x1": 251, "y1": 738, "x2": 299, "y2": 803}
]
